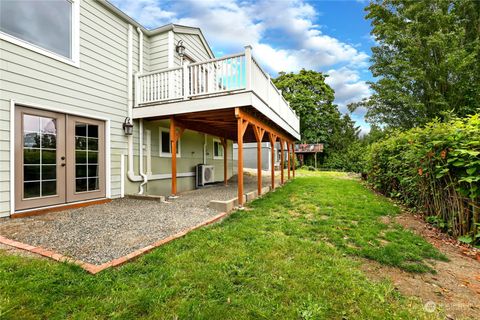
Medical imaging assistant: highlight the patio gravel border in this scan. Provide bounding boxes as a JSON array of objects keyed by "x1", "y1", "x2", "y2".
[
  {"x1": 0, "y1": 173, "x2": 290, "y2": 274},
  {"x1": 0, "y1": 210, "x2": 230, "y2": 274}
]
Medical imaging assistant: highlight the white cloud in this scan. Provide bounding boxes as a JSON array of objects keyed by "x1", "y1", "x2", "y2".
[
  {"x1": 325, "y1": 67, "x2": 371, "y2": 112},
  {"x1": 112, "y1": 0, "x2": 175, "y2": 27},
  {"x1": 111, "y1": 0, "x2": 369, "y2": 71},
  {"x1": 111, "y1": 0, "x2": 372, "y2": 120}
]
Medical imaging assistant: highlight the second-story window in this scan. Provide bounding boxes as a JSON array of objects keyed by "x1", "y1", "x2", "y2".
[{"x1": 0, "y1": 0, "x2": 78, "y2": 64}]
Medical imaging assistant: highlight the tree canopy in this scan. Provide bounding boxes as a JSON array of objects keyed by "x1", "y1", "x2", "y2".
[
  {"x1": 351, "y1": 0, "x2": 480, "y2": 129},
  {"x1": 273, "y1": 69, "x2": 357, "y2": 145},
  {"x1": 274, "y1": 69, "x2": 361, "y2": 169}
]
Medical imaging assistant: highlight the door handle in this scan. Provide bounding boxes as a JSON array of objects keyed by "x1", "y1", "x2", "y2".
[
  {"x1": 61, "y1": 163, "x2": 66, "y2": 167},
  {"x1": 61, "y1": 156, "x2": 66, "y2": 160}
]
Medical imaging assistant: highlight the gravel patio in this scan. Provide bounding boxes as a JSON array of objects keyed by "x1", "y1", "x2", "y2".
[{"x1": 0, "y1": 173, "x2": 276, "y2": 265}]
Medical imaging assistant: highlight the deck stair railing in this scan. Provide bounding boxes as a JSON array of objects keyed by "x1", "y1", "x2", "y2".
[{"x1": 135, "y1": 46, "x2": 299, "y2": 127}]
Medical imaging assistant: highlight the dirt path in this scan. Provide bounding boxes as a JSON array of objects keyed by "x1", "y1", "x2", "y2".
[{"x1": 360, "y1": 213, "x2": 480, "y2": 319}]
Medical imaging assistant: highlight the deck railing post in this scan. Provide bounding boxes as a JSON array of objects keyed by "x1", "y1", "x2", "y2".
[
  {"x1": 245, "y1": 45, "x2": 252, "y2": 91},
  {"x1": 183, "y1": 63, "x2": 189, "y2": 100}
]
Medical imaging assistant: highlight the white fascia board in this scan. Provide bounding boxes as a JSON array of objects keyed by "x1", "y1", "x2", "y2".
[
  {"x1": 132, "y1": 92, "x2": 301, "y2": 140},
  {"x1": 133, "y1": 92, "x2": 252, "y2": 118},
  {"x1": 250, "y1": 93, "x2": 301, "y2": 140}
]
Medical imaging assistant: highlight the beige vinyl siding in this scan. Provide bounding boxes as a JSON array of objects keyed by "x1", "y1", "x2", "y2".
[
  {"x1": 174, "y1": 33, "x2": 212, "y2": 65},
  {"x1": 0, "y1": 0, "x2": 132, "y2": 216},
  {"x1": 142, "y1": 36, "x2": 151, "y2": 73},
  {"x1": 125, "y1": 120, "x2": 234, "y2": 196},
  {"x1": 0, "y1": 94, "x2": 9, "y2": 213},
  {"x1": 144, "y1": 30, "x2": 212, "y2": 73},
  {"x1": 149, "y1": 32, "x2": 170, "y2": 72}
]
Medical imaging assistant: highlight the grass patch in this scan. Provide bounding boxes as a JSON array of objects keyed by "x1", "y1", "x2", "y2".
[
  {"x1": 0, "y1": 171, "x2": 444, "y2": 319},
  {"x1": 257, "y1": 171, "x2": 447, "y2": 273}
]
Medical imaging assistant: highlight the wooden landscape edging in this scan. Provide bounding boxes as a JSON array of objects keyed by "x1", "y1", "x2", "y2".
[
  {"x1": 11, "y1": 199, "x2": 112, "y2": 219},
  {"x1": 0, "y1": 211, "x2": 230, "y2": 274}
]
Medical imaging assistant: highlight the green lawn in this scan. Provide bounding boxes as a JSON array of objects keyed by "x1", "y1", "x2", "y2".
[{"x1": 0, "y1": 171, "x2": 446, "y2": 319}]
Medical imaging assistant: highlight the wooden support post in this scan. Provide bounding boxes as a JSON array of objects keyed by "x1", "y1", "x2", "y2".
[
  {"x1": 292, "y1": 143, "x2": 296, "y2": 178},
  {"x1": 269, "y1": 133, "x2": 277, "y2": 190},
  {"x1": 170, "y1": 116, "x2": 185, "y2": 196},
  {"x1": 253, "y1": 125, "x2": 265, "y2": 195},
  {"x1": 221, "y1": 138, "x2": 228, "y2": 186},
  {"x1": 257, "y1": 141, "x2": 262, "y2": 194},
  {"x1": 280, "y1": 139, "x2": 285, "y2": 184},
  {"x1": 287, "y1": 141, "x2": 291, "y2": 180},
  {"x1": 236, "y1": 114, "x2": 249, "y2": 206},
  {"x1": 170, "y1": 117, "x2": 177, "y2": 196}
]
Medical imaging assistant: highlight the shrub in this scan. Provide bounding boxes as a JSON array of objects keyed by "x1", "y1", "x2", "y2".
[
  {"x1": 323, "y1": 141, "x2": 367, "y2": 173},
  {"x1": 366, "y1": 114, "x2": 480, "y2": 245}
]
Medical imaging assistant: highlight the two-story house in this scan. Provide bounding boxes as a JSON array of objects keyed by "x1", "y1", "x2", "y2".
[{"x1": 0, "y1": 0, "x2": 300, "y2": 217}]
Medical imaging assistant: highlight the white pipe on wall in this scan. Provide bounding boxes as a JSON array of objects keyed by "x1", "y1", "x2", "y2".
[
  {"x1": 139, "y1": 119, "x2": 144, "y2": 174},
  {"x1": 146, "y1": 129, "x2": 152, "y2": 176},
  {"x1": 138, "y1": 119, "x2": 148, "y2": 194},
  {"x1": 137, "y1": 28, "x2": 148, "y2": 194},
  {"x1": 125, "y1": 24, "x2": 195, "y2": 190},
  {"x1": 126, "y1": 24, "x2": 142, "y2": 182},
  {"x1": 120, "y1": 154, "x2": 125, "y2": 197}
]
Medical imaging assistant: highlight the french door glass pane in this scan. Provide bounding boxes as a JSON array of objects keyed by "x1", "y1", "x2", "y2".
[
  {"x1": 24, "y1": 149, "x2": 40, "y2": 164},
  {"x1": 23, "y1": 114, "x2": 57, "y2": 198},
  {"x1": 42, "y1": 181, "x2": 57, "y2": 196},
  {"x1": 24, "y1": 182, "x2": 40, "y2": 198},
  {"x1": 75, "y1": 123, "x2": 100, "y2": 192}
]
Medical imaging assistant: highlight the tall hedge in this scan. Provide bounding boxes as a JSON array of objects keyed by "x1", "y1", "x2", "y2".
[{"x1": 366, "y1": 114, "x2": 480, "y2": 244}]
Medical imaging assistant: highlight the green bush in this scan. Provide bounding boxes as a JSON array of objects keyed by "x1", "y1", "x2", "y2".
[
  {"x1": 366, "y1": 114, "x2": 480, "y2": 245},
  {"x1": 323, "y1": 141, "x2": 367, "y2": 173}
]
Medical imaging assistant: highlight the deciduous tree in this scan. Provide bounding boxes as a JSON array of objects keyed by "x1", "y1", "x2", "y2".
[{"x1": 353, "y1": 0, "x2": 480, "y2": 129}]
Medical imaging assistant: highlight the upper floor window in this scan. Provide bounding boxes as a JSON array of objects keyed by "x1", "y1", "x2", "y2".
[{"x1": 0, "y1": 0, "x2": 79, "y2": 66}]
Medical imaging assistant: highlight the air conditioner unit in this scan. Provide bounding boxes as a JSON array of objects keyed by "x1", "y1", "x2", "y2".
[{"x1": 196, "y1": 164, "x2": 215, "y2": 187}]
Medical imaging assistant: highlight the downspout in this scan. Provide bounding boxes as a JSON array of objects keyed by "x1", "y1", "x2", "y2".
[
  {"x1": 126, "y1": 24, "x2": 143, "y2": 184},
  {"x1": 137, "y1": 27, "x2": 148, "y2": 194},
  {"x1": 126, "y1": 25, "x2": 196, "y2": 185},
  {"x1": 138, "y1": 119, "x2": 148, "y2": 194}
]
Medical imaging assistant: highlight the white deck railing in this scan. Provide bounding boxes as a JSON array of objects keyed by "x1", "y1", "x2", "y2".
[
  {"x1": 135, "y1": 47, "x2": 299, "y2": 129},
  {"x1": 137, "y1": 67, "x2": 183, "y2": 103}
]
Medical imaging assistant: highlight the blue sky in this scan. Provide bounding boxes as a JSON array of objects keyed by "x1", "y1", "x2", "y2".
[{"x1": 110, "y1": 0, "x2": 375, "y2": 133}]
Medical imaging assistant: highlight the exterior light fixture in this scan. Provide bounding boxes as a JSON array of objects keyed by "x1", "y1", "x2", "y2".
[
  {"x1": 175, "y1": 40, "x2": 186, "y2": 58},
  {"x1": 123, "y1": 117, "x2": 133, "y2": 135}
]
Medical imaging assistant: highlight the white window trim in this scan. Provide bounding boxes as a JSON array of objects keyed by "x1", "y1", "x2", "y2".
[
  {"x1": 0, "y1": 0, "x2": 80, "y2": 68},
  {"x1": 159, "y1": 127, "x2": 181, "y2": 158},
  {"x1": 213, "y1": 138, "x2": 224, "y2": 160}
]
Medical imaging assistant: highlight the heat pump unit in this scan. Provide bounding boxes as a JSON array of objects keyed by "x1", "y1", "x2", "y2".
[{"x1": 196, "y1": 164, "x2": 215, "y2": 187}]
